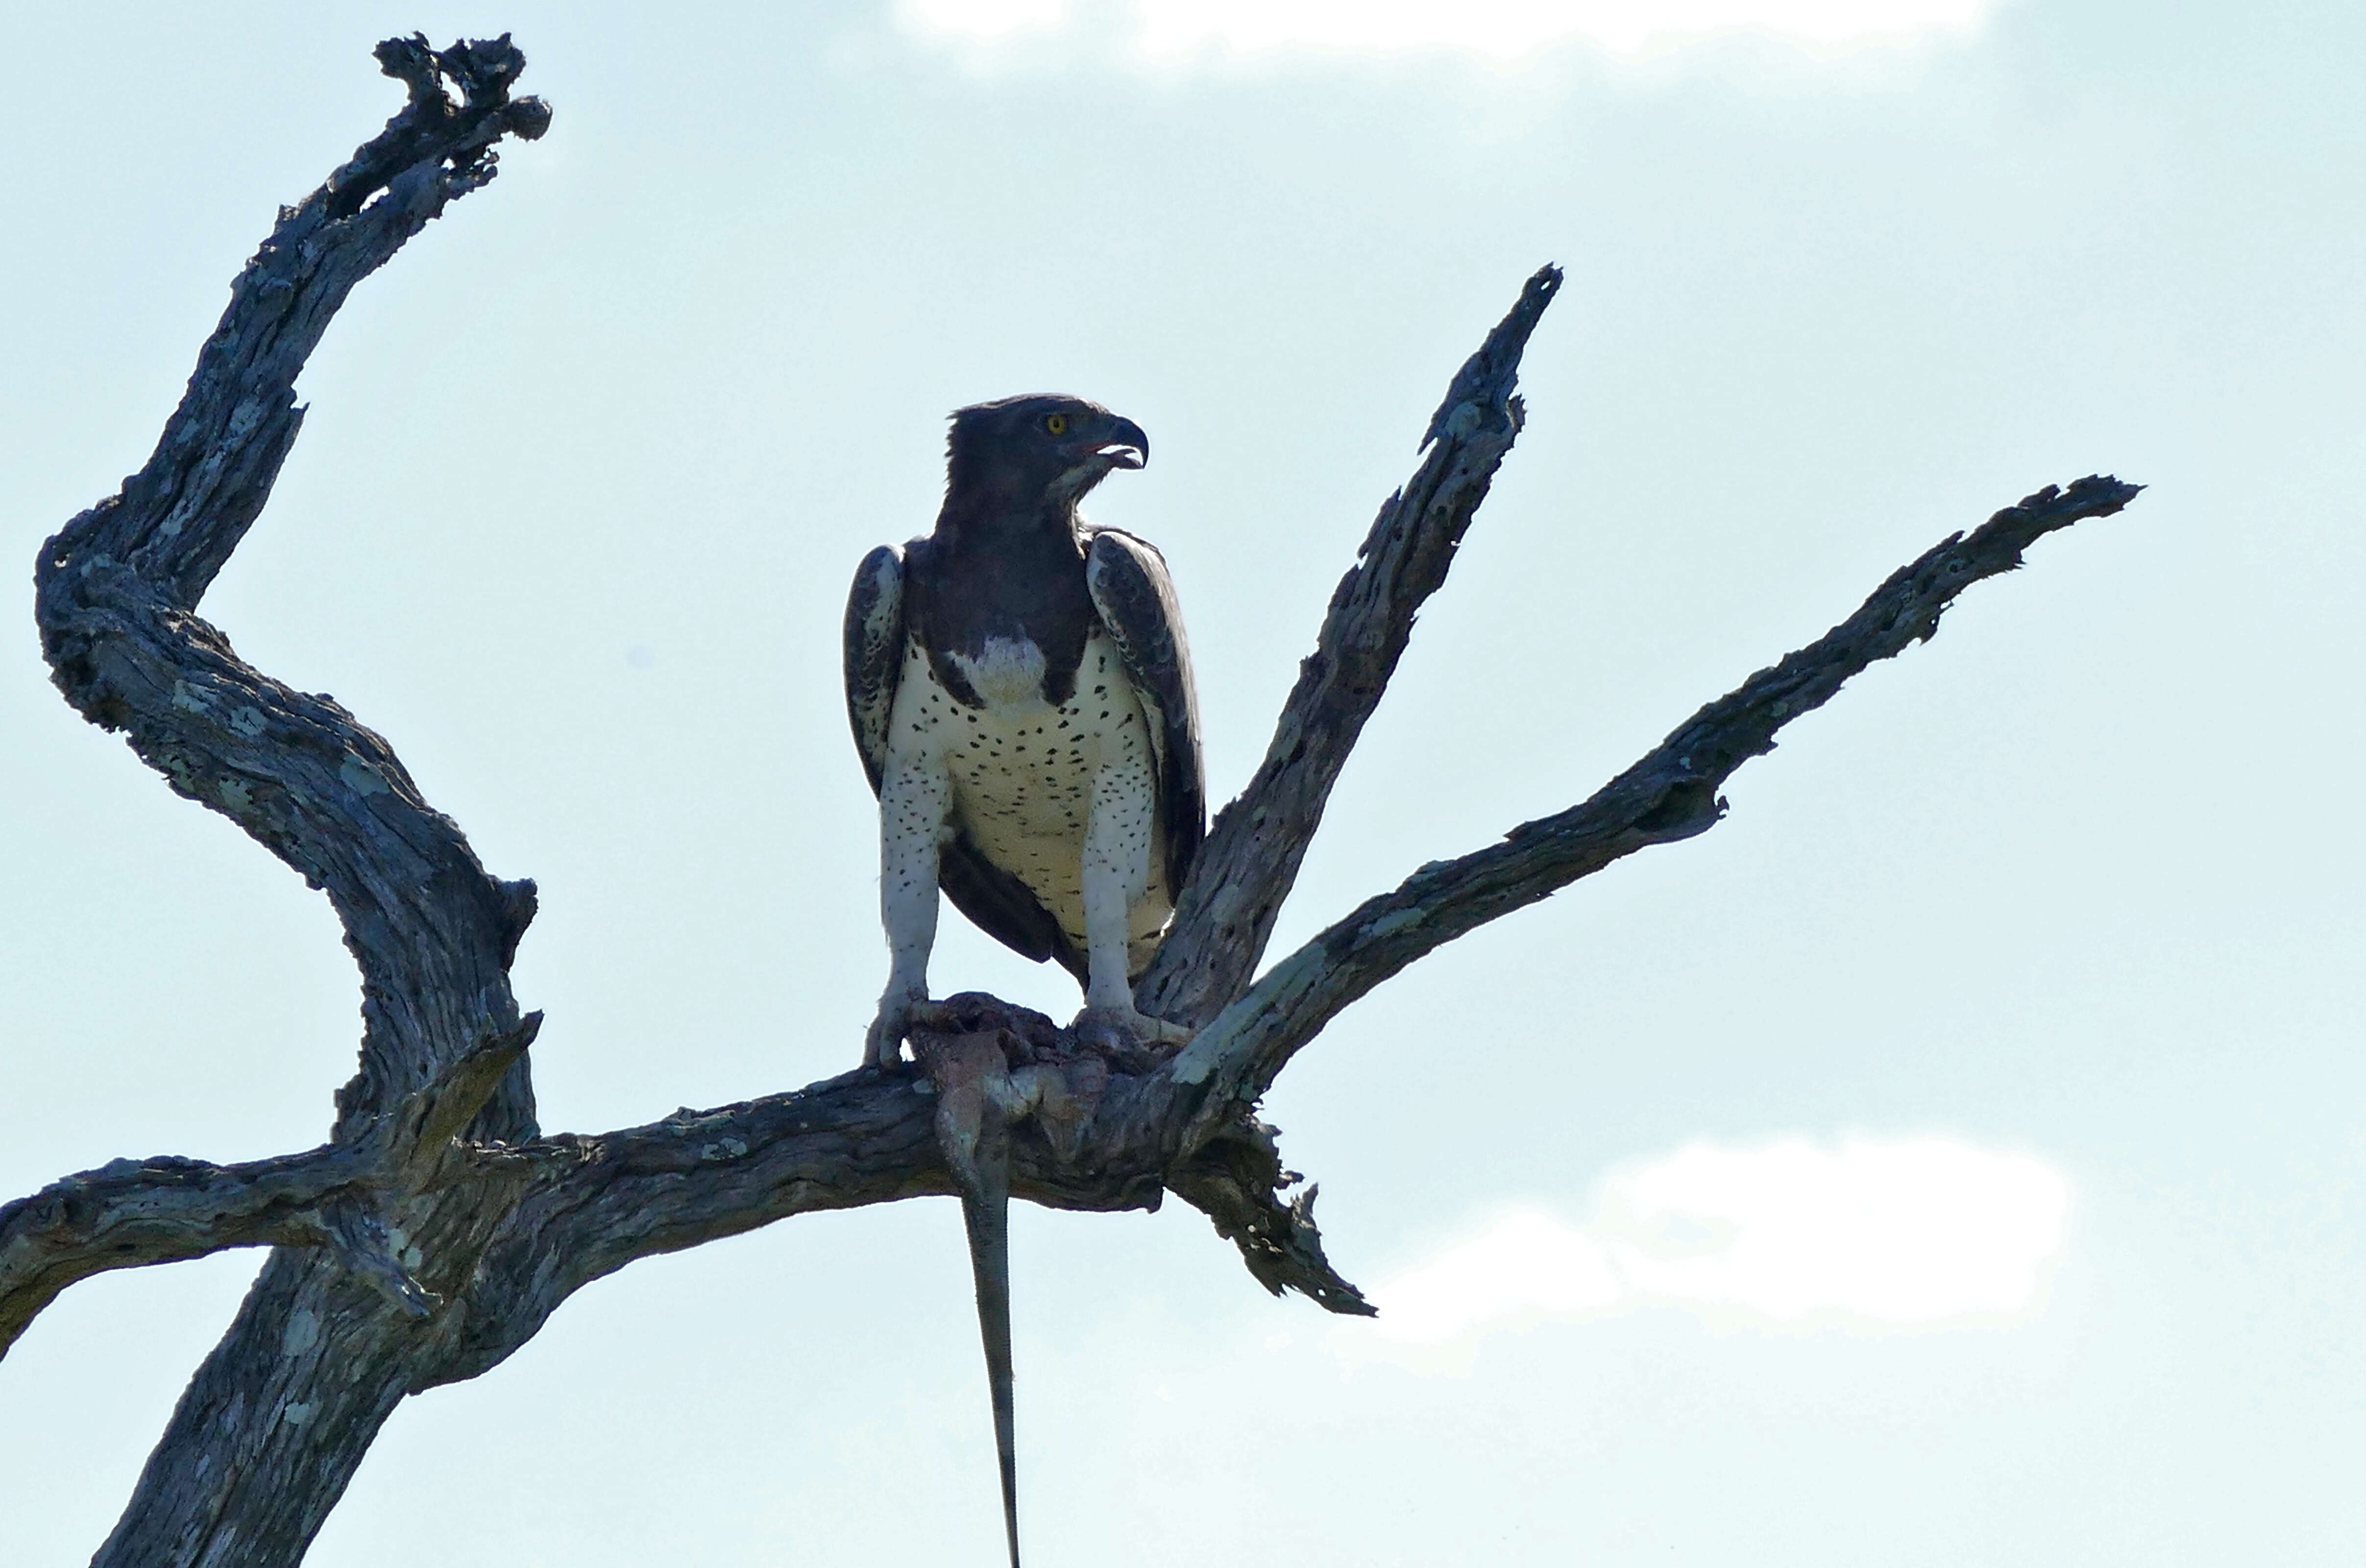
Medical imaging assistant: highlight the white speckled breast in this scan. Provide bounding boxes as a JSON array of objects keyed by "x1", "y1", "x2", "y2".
[{"x1": 887, "y1": 627, "x2": 1172, "y2": 959}]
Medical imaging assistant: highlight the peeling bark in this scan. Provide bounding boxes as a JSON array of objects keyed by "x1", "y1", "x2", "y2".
[{"x1": 12, "y1": 34, "x2": 2141, "y2": 1567}]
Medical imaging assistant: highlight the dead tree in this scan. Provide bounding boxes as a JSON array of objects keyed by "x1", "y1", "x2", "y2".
[{"x1": 2, "y1": 37, "x2": 2141, "y2": 1567}]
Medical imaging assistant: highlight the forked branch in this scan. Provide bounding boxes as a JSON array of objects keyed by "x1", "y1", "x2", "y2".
[{"x1": 1168, "y1": 474, "x2": 2143, "y2": 1146}]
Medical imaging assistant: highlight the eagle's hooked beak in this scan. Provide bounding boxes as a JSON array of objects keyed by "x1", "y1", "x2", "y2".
[
  {"x1": 1095, "y1": 414, "x2": 1149, "y2": 471},
  {"x1": 1048, "y1": 409, "x2": 1149, "y2": 502}
]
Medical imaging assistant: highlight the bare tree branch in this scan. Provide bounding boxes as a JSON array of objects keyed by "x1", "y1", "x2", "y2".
[
  {"x1": 1168, "y1": 475, "x2": 2146, "y2": 1145},
  {"x1": 34, "y1": 34, "x2": 549, "y2": 1144},
  {"x1": 0, "y1": 1147, "x2": 362, "y2": 1356},
  {"x1": 1136, "y1": 265, "x2": 1564, "y2": 1029},
  {"x1": 426, "y1": 1013, "x2": 1376, "y2": 1388},
  {"x1": 1162, "y1": 1122, "x2": 1372, "y2": 1314},
  {"x1": 31, "y1": 37, "x2": 555, "y2": 1567}
]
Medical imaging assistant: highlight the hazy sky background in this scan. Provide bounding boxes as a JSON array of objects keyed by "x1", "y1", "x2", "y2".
[{"x1": 2, "y1": 1, "x2": 2360, "y2": 1563}]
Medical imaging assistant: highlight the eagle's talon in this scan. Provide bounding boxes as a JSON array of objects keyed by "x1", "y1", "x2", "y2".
[{"x1": 865, "y1": 993, "x2": 927, "y2": 1069}]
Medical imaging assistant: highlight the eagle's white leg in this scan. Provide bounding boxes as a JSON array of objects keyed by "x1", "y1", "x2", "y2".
[
  {"x1": 1075, "y1": 752, "x2": 1191, "y2": 1045},
  {"x1": 1079, "y1": 754, "x2": 1151, "y2": 1012},
  {"x1": 869, "y1": 751, "x2": 951, "y2": 1067}
]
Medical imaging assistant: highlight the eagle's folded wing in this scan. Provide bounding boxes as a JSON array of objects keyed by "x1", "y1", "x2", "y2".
[
  {"x1": 1084, "y1": 527, "x2": 1207, "y2": 895},
  {"x1": 841, "y1": 544, "x2": 906, "y2": 794}
]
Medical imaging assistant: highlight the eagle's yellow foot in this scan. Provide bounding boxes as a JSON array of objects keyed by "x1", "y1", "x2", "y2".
[{"x1": 1072, "y1": 1003, "x2": 1195, "y2": 1052}]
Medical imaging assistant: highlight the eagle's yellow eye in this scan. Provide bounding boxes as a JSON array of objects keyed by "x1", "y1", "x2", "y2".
[{"x1": 1044, "y1": 413, "x2": 1069, "y2": 437}]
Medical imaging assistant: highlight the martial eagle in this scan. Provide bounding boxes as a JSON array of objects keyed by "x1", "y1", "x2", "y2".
[{"x1": 842, "y1": 393, "x2": 1205, "y2": 1060}]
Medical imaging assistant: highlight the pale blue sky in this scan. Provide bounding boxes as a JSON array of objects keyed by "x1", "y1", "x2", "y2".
[{"x1": 2, "y1": 2, "x2": 2360, "y2": 1563}]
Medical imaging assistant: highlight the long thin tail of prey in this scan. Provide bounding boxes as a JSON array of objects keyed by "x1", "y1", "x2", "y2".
[{"x1": 961, "y1": 1173, "x2": 1020, "y2": 1568}]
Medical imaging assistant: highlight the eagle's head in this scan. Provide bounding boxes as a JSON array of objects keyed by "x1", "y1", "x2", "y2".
[{"x1": 945, "y1": 394, "x2": 1150, "y2": 512}]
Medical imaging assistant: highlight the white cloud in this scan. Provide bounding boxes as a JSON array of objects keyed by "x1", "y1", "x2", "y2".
[
  {"x1": 895, "y1": 0, "x2": 2000, "y2": 60},
  {"x1": 1365, "y1": 1135, "x2": 2070, "y2": 1345}
]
